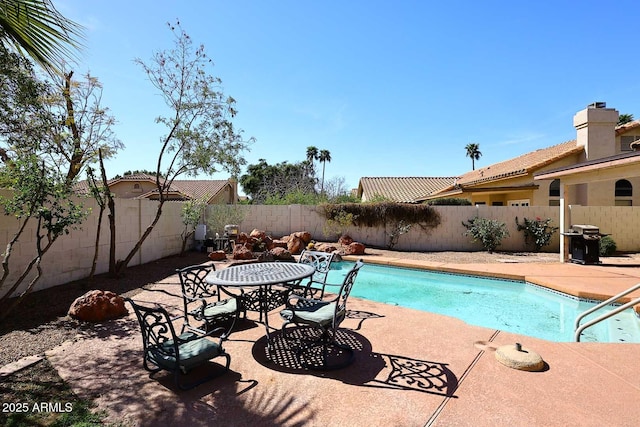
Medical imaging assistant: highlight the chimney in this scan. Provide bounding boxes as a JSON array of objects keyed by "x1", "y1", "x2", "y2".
[{"x1": 573, "y1": 102, "x2": 619, "y2": 160}]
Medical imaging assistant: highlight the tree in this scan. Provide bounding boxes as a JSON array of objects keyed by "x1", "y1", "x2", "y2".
[
  {"x1": 305, "y1": 146, "x2": 318, "y2": 176},
  {"x1": 465, "y1": 143, "x2": 482, "y2": 170},
  {"x1": 180, "y1": 195, "x2": 208, "y2": 256},
  {"x1": 318, "y1": 149, "x2": 331, "y2": 194},
  {"x1": 117, "y1": 21, "x2": 250, "y2": 275},
  {"x1": 618, "y1": 113, "x2": 634, "y2": 126},
  {"x1": 0, "y1": 0, "x2": 84, "y2": 75},
  {"x1": 239, "y1": 159, "x2": 315, "y2": 203}
]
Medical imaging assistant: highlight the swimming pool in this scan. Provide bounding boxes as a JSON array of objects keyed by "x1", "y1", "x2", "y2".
[{"x1": 325, "y1": 262, "x2": 640, "y2": 343}]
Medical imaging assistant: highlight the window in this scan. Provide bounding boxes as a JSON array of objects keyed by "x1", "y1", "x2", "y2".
[
  {"x1": 508, "y1": 200, "x2": 530, "y2": 206},
  {"x1": 549, "y1": 179, "x2": 560, "y2": 197},
  {"x1": 492, "y1": 201, "x2": 504, "y2": 206},
  {"x1": 132, "y1": 183, "x2": 142, "y2": 193},
  {"x1": 620, "y1": 136, "x2": 640, "y2": 152},
  {"x1": 549, "y1": 200, "x2": 560, "y2": 206},
  {"x1": 615, "y1": 179, "x2": 632, "y2": 197}
]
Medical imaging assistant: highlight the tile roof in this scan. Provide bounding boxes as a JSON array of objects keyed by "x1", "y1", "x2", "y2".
[
  {"x1": 359, "y1": 177, "x2": 457, "y2": 203},
  {"x1": 451, "y1": 140, "x2": 582, "y2": 188},
  {"x1": 74, "y1": 174, "x2": 230, "y2": 201},
  {"x1": 615, "y1": 119, "x2": 640, "y2": 135}
]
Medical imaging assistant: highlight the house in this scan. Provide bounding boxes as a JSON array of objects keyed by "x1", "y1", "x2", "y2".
[
  {"x1": 358, "y1": 103, "x2": 640, "y2": 207},
  {"x1": 75, "y1": 173, "x2": 239, "y2": 204},
  {"x1": 357, "y1": 177, "x2": 457, "y2": 203}
]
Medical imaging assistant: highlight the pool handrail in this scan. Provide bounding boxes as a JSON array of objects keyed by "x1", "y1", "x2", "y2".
[{"x1": 574, "y1": 282, "x2": 640, "y2": 342}]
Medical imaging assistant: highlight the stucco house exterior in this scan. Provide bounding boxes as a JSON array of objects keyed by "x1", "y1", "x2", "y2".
[
  {"x1": 359, "y1": 103, "x2": 640, "y2": 207},
  {"x1": 76, "y1": 173, "x2": 239, "y2": 204}
]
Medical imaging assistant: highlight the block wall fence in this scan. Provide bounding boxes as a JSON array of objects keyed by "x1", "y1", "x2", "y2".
[{"x1": 2, "y1": 201, "x2": 639, "y2": 296}]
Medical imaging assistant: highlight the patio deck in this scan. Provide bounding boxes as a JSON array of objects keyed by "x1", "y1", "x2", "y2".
[{"x1": 45, "y1": 256, "x2": 640, "y2": 426}]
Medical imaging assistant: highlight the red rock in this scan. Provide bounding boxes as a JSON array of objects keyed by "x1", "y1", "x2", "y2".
[
  {"x1": 270, "y1": 247, "x2": 294, "y2": 261},
  {"x1": 208, "y1": 250, "x2": 227, "y2": 261},
  {"x1": 338, "y1": 235, "x2": 354, "y2": 246},
  {"x1": 249, "y1": 229, "x2": 267, "y2": 240},
  {"x1": 293, "y1": 231, "x2": 312, "y2": 244},
  {"x1": 344, "y1": 242, "x2": 365, "y2": 255},
  {"x1": 315, "y1": 243, "x2": 338, "y2": 253},
  {"x1": 68, "y1": 290, "x2": 127, "y2": 322},
  {"x1": 233, "y1": 245, "x2": 255, "y2": 260},
  {"x1": 271, "y1": 240, "x2": 288, "y2": 249},
  {"x1": 287, "y1": 236, "x2": 305, "y2": 254}
]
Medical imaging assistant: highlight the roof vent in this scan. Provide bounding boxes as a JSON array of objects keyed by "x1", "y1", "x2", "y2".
[{"x1": 588, "y1": 102, "x2": 606, "y2": 109}]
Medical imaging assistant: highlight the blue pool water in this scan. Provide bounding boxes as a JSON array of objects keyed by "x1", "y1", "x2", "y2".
[{"x1": 325, "y1": 262, "x2": 640, "y2": 343}]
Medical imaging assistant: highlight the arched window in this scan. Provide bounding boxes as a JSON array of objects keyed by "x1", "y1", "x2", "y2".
[
  {"x1": 549, "y1": 179, "x2": 560, "y2": 197},
  {"x1": 615, "y1": 179, "x2": 632, "y2": 197}
]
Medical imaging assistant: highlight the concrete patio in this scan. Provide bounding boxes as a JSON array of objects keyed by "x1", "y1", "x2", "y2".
[{"x1": 45, "y1": 256, "x2": 640, "y2": 426}]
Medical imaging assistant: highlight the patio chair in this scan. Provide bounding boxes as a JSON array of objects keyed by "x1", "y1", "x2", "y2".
[
  {"x1": 126, "y1": 298, "x2": 231, "y2": 390},
  {"x1": 280, "y1": 259, "x2": 364, "y2": 370},
  {"x1": 177, "y1": 264, "x2": 242, "y2": 337},
  {"x1": 294, "y1": 249, "x2": 336, "y2": 298}
]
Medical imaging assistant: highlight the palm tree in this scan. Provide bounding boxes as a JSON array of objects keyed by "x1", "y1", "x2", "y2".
[
  {"x1": 618, "y1": 114, "x2": 634, "y2": 126},
  {"x1": 318, "y1": 149, "x2": 331, "y2": 194},
  {"x1": 465, "y1": 143, "x2": 482, "y2": 170},
  {"x1": 0, "y1": 0, "x2": 84, "y2": 74},
  {"x1": 305, "y1": 145, "x2": 318, "y2": 176}
]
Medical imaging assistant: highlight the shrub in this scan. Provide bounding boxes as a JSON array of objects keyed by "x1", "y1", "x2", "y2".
[
  {"x1": 515, "y1": 217, "x2": 558, "y2": 252},
  {"x1": 462, "y1": 217, "x2": 509, "y2": 253},
  {"x1": 599, "y1": 235, "x2": 617, "y2": 256},
  {"x1": 426, "y1": 198, "x2": 472, "y2": 206}
]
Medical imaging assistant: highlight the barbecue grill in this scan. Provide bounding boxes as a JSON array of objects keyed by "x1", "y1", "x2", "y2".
[{"x1": 563, "y1": 224, "x2": 602, "y2": 264}]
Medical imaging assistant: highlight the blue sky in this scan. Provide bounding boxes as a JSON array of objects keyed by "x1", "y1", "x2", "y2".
[{"x1": 58, "y1": 0, "x2": 640, "y2": 194}]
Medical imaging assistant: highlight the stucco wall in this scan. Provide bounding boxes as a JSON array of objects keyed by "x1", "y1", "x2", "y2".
[
  {"x1": 2, "y1": 202, "x2": 639, "y2": 296},
  {"x1": 0, "y1": 197, "x2": 184, "y2": 297}
]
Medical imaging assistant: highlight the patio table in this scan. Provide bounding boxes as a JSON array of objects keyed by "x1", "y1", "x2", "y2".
[{"x1": 205, "y1": 261, "x2": 315, "y2": 342}]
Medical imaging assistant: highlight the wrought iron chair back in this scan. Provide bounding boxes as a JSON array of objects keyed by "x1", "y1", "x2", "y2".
[
  {"x1": 297, "y1": 249, "x2": 336, "y2": 298},
  {"x1": 126, "y1": 298, "x2": 230, "y2": 390},
  {"x1": 280, "y1": 259, "x2": 364, "y2": 370},
  {"x1": 177, "y1": 264, "x2": 242, "y2": 336}
]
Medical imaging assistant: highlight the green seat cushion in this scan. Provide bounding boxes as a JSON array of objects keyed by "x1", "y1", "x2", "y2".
[
  {"x1": 190, "y1": 298, "x2": 237, "y2": 320},
  {"x1": 149, "y1": 332, "x2": 223, "y2": 371},
  {"x1": 281, "y1": 301, "x2": 343, "y2": 327}
]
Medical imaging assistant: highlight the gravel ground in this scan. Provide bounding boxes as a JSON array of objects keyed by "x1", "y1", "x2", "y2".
[{"x1": 0, "y1": 247, "x2": 582, "y2": 367}]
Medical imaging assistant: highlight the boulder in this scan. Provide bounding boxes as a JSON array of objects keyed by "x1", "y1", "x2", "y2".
[
  {"x1": 271, "y1": 239, "x2": 288, "y2": 249},
  {"x1": 344, "y1": 242, "x2": 366, "y2": 255},
  {"x1": 315, "y1": 242, "x2": 339, "y2": 253},
  {"x1": 293, "y1": 231, "x2": 312, "y2": 244},
  {"x1": 68, "y1": 290, "x2": 127, "y2": 322},
  {"x1": 249, "y1": 229, "x2": 267, "y2": 240},
  {"x1": 338, "y1": 235, "x2": 354, "y2": 246},
  {"x1": 287, "y1": 236, "x2": 305, "y2": 255},
  {"x1": 233, "y1": 245, "x2": 255, "y2": 260},
  {"x1": 208, "y1": 250, "x2": 227, "y2": 261},
  {"x1": 270, "y1": 247, "x2": 294, "y2": 261},
  {"x1": 257, "y1": 251, "x2": 275, "y2": 262}
]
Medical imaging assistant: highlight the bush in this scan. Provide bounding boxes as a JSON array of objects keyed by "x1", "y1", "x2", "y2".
[
  {"x1": 426, "y1": 198, "x2": 472, "y2": 206},
  {"x1": 599, "y1": 235, "x2": 617, "y2": 256},
  {"x1": 462, "y1": 217, "x2": 509, "y2": 253},
  {"x1": 515, "y1": 216, "x2": 558, "y2": 252}
]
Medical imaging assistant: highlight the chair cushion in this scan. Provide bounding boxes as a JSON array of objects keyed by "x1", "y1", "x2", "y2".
[
  {"x1": 189, "y1": 298, "x2": 237, "y2": 320},
  {"x1": 149, "y1": 332, "x2": 223, "y2": 371},
  {"x1": 280, "y1": 301, "x2": 343, "y2": 327}
]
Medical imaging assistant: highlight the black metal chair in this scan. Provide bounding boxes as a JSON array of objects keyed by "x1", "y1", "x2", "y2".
[
  {"x1": 177, "y1": 264, "x2": 242, "y2": 337},
  {"x1": 295, "y1": 249, "x2": 336, "y2": 298},
  {"x1": 280, "y1": 259, "x2": 364, "y2": 370},
  {"x1": 126, "y1": 298, "x2": 231, "y2": 390}
]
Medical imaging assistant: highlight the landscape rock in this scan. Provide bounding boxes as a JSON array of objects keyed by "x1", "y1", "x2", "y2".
[
  {"x1": 208, "y1": 250, "x2": 227, "y2": 261},
  {"x1": 270, "y1": 247, "x2": 294, "y2": 261},
  {"x1": 287, "y1": 236, "x2": 305, "y2": 254},
  {"x1": 233, "y1": 245, "x2": 255, "y2": 260},
  {"x1": 68, "y1": 290, "x2": 127, "y2": 322},
  {"x1": 338, "y1": 235, "x2": 354, "y2": 246},
  {"x1": 344, "y1": 242, "x2": 366, "y2": 255}
]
